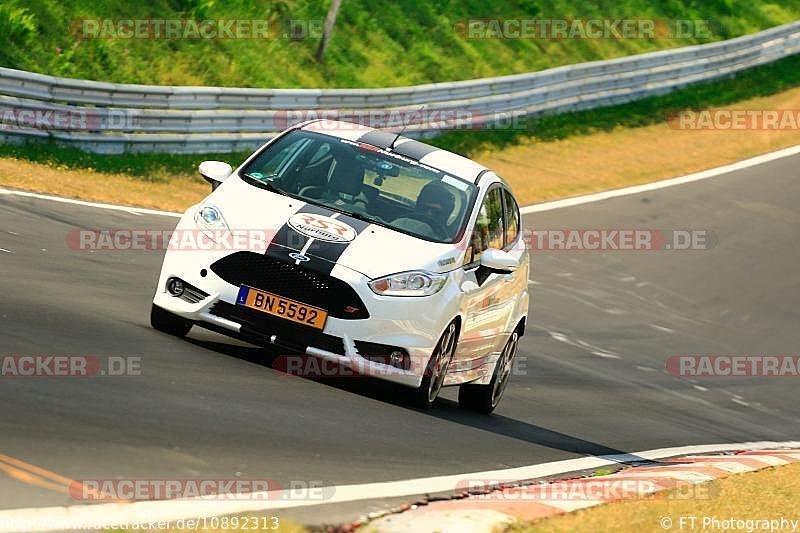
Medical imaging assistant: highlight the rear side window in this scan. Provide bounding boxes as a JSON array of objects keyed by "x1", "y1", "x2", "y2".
[
  {"x1": 503, "y1": 189, "x2": 520, "y2": 248},
  {"x1": 465, "y1": 187, "x2": 504, "y2": 265}
]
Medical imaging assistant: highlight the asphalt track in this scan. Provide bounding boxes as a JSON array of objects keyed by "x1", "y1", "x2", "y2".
[{"x1": 1, "y1": 152, "x2": 799, "y2": 523}]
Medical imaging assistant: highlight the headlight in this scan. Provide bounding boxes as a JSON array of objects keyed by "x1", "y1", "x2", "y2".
[
  {"x1": 369, "y1": 271, "x2": 447, "y2": 297},
  {"x1": 194, "y1": 204, "x2": 229, "y2": 231}
]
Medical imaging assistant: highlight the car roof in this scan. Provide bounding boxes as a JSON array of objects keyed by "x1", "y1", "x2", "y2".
[{"x1": 299, "y1": 120, "x2": 490, "y2": 184}]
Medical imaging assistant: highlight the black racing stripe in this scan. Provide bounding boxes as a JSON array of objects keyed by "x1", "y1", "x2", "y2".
[
  {"x1": 265, "y1": 203, "x2": 372, "y2": 276},
  {"x1": 292, "y1": 203, "x2": 331, "y2": 216},
  {"x1": 304, "y1": 241, "x2": 348, "y2": 264},
  {"x1": 264, "y1": 245, "x2": 334, "y2": 275},
  {"x1": 265, "y1": 204, "x2": 326, "y2": 253},
  {"x1": 336, "y1": 213, "x2": 371, "y2": 233},
  {"x1": 356, "y1": 130, "x2": 399, "y2": 150},
  {"x1": 304, "y1": 213, "x2": 370, "y2": 263},
  {"x1": 266, "y1": 218, "x2": 307, "y2": 251},
  {"x1": 391, "y1": 139, "x2": 438, "y2": 160}
]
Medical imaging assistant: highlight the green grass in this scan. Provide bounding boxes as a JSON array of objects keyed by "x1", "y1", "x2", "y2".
[
  {"x1": 0, "y1": 141, "x2": 244, "y2": 181},
  {"x1": 511, "y1": 462, "x2": 800, "y2": 533},
  {"x1": 427, "y1": 52, "x2": 800, "y2": 155},
  {"x1": 1, "y1": 1, "x2": 800, "y2": 88},
  {"x1": 3, "y1": 52, "x2": 800, "y2": 181}
]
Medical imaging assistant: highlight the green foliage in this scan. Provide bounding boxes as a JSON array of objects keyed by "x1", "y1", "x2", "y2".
[
  {"x1": 427, "y1": 53, "x2": 800, "y2": 156},
  {"x1": 2, "y1": 52, "x2": 799, "y2": 178},
  {"x1": 0, "y1": 3, "x2": 37, "y2": 64},
  {"x1": 0, "y1": 0, "x2": 799, "y2": 87},
  {"x1": 2, "y1": 1, "x2": 799, "y2": 183},
  {"x1": 0, "y1": 141, "x2": 249, "y2": 182}
]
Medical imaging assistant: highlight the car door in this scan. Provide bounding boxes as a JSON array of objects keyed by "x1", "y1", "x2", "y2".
[
  {"x1": 499, "y1": 187, "x2": 528, "y2": 330},
  {"x1": 456, "y1": 185, "x2": 519, "y2": 364}
]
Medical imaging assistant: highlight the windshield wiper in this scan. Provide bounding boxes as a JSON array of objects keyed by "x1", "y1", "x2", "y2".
[
  {"x1": 312, "y1": 201, "x2": 382, "y2": 225},
  {"x1": 241, "y1": 172, "x2": 281, "y2": 192}
]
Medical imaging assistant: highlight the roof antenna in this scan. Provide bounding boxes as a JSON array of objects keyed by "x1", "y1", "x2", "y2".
[{"x1": 390, "y1": 104, "x2": 425, "y2": 150}]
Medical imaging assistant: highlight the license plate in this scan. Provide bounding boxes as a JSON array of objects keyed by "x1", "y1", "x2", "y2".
[{"x1": 236, "y1": 286, "x2": 327, "y2": 330}]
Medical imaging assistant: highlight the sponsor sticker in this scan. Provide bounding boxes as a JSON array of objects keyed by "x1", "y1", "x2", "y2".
[{"x1": 287, "y1": 213, "x2": 357, "y2": 243}]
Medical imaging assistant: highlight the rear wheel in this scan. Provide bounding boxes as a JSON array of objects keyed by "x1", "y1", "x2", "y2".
[
  {"x1": 409, "y1": 321, "x2": 458, "y2": 409},
  {"x1": 150, "y1": 304, "x2": 192, "y2": 337},
  {"x1": 458, "y1": 330, "x2": 519, "y2": 414}
]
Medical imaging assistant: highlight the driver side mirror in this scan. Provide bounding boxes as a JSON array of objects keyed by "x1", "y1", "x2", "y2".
[
  {"x1": 199, "y1": 161, "x2": 233, "y2": 191},
  {"x1": 480, "y1": 248, "x2": 519, "y2": 274}
]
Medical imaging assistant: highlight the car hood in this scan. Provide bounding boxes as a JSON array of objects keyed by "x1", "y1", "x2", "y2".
[{"x1": 207, "y1": 175, "x2": 464, "y2": 278}]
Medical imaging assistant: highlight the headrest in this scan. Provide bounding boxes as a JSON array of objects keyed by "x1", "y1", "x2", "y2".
[
  {"x1": 328, "y1": 158, "x2": 365, "y2": 196},
  {"x1": 417, "y1": 181, "x2": 455, "y2": 214}
]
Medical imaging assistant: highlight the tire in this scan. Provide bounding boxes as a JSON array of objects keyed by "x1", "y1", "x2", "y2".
[
  {"x1": 408, "y1": 321, "x2": 458, "y2": 409},
  {"x1": 458, "y1": 330, "x2": 519, "y2": 414},
  {"x1": 150, "y1": 304, "x2": 192, "y2": 337}
]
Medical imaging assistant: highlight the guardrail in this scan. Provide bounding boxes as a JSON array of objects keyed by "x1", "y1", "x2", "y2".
[{"x1": 1, "y1": 20, "x2": 799, "y2": 154}]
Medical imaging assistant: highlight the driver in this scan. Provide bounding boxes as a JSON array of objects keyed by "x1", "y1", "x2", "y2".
[{"x1": 416, "y1": 181, "x2": 455, "y2": 232}]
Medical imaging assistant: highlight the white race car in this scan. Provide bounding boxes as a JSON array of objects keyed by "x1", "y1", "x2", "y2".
[{"x1": 151, "y1": 120, "x2": 529, "y2": 412}]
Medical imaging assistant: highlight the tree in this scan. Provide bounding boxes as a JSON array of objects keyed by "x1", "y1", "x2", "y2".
[{"x1": 315, "y1": 0, "x2": 342, "y2": 62}]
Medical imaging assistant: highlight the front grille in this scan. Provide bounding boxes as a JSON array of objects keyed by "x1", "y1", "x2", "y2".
[
  {"x1": 210, "y1": 301, "x2": 345, "y2": 354},
  {"x1": 210, "y1": 252, "x2": 369, "y2": 319}
]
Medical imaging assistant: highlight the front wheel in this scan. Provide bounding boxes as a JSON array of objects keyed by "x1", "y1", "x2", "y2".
[
  {"x1": 458, "y1": 330, "x2": 519, "y2": 414},
  {"x1": 408, "y1": 321, "x2": 458, "y2": 409},
  {"x1": 150, "y1": 304, "x2": 192, "y2": 337}
]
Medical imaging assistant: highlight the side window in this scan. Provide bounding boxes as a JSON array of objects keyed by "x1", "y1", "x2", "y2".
[
  {"x1": 465, "y1": 187, "x2": 504, "y2": 265},
  {"x1": 503, "y1": 189, "x2": 520, "y2": 248}
]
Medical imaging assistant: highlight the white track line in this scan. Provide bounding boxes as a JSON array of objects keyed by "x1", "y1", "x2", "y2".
[
  {"x1": 2, "y1": 144, "x2": 800, "y2": 219},
  {"x1": 1, "y1": 441, "x2": 797, "y2": 532},
  {"x1": 519, "y1": 144, "x2": 800, "y2": 214},
  {"x1": 0, "y1": 189, "x2": 181, "y2": 218}
]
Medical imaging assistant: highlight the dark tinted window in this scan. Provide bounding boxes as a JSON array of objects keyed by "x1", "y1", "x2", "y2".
[
  {"x1": 465, "y1": 187, "x2": 504, "y2": 265},
  {"x1": 503, "y1": 189, "x2": 520, "y2": 247},
  {"x1": 240, "y1": 130, "x2": 477, "y2": 243}
]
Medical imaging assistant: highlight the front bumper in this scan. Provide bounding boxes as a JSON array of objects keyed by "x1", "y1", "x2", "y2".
[{"x1": 153, "y1": 230, "x2": 465, "y2": 388}]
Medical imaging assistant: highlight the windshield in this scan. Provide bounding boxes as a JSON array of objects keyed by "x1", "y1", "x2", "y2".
[{"x1": 239, "y1": 130, "x2": 478, "y2": 243}]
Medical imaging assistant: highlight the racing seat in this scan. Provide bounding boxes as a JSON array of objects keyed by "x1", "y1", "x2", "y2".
[
  {"x1": 299, "y1": 158, "x2": 368, "y2": 211},
  {"x1": 392, "y1": 181, "x2": 455, "y2": 240},
  {"x1": 293, "y1": 157, "x2": 333, "y2": 194}
]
